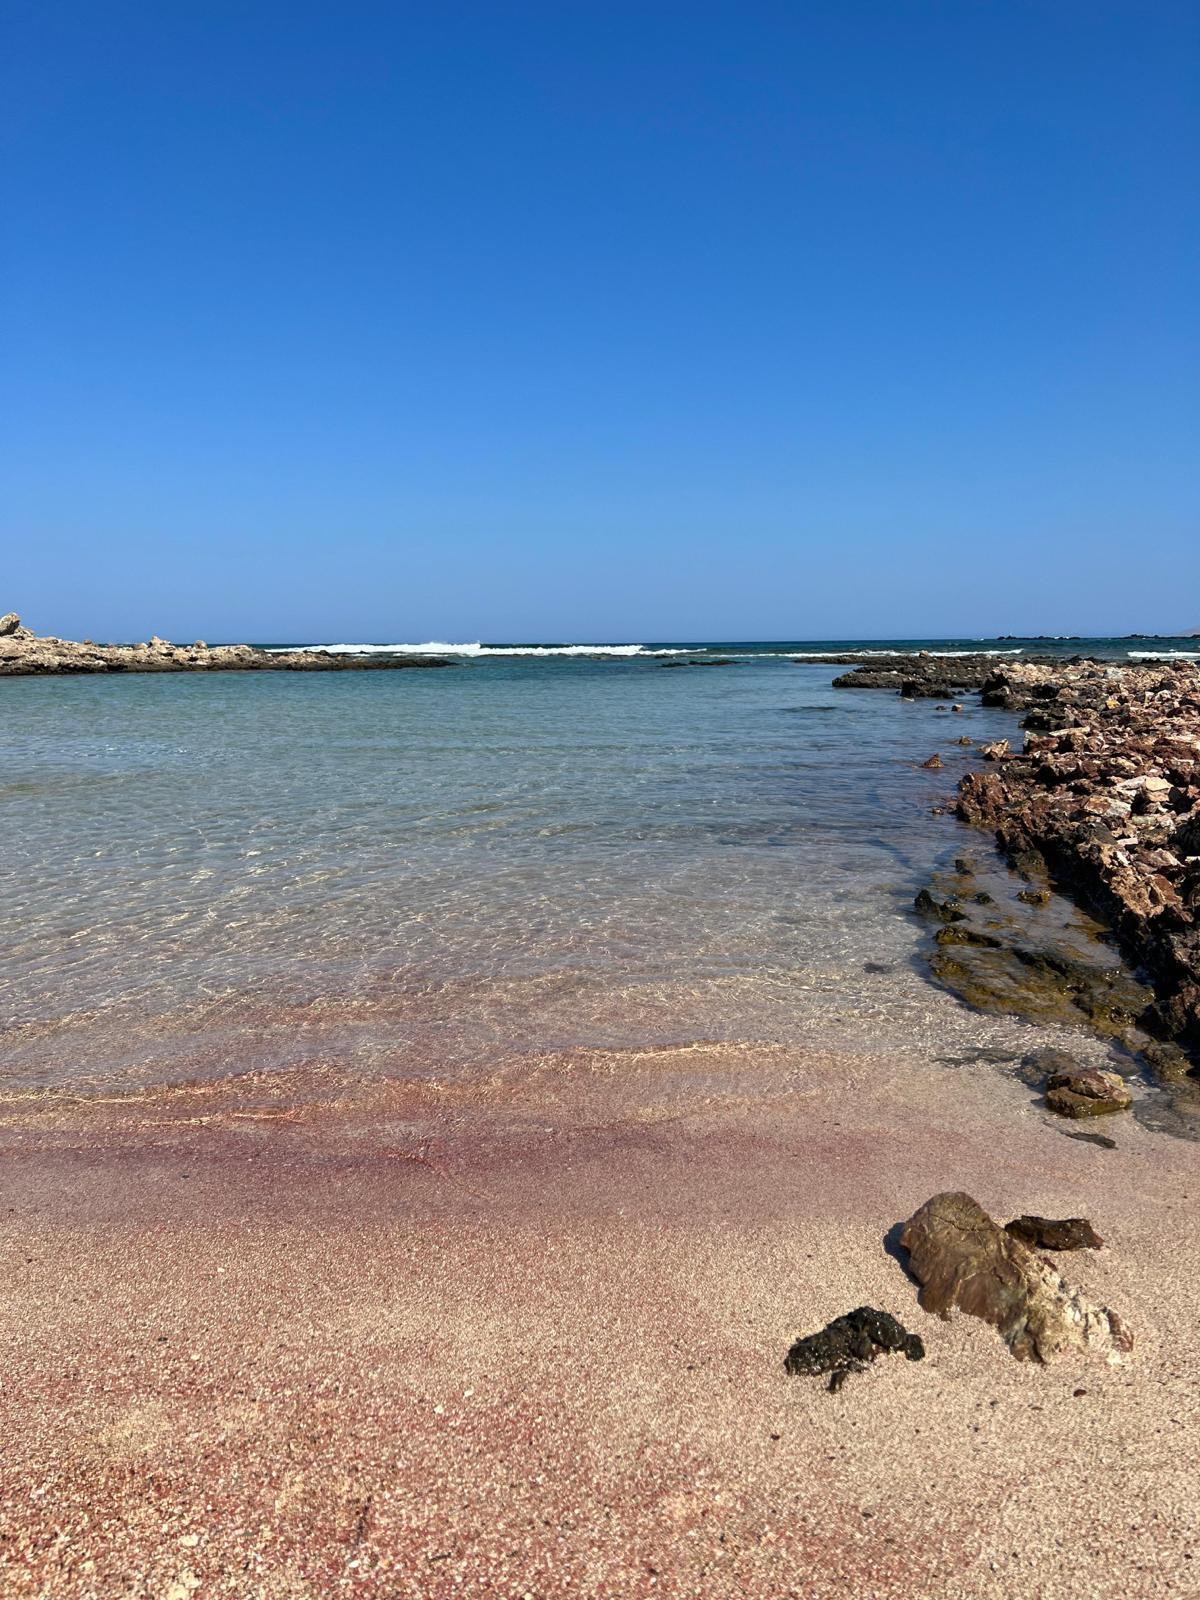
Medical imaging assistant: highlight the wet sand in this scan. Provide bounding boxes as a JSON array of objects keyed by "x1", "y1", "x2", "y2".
[{"x1": 3, "y1": 1041, "x2": 1198, "y2": 1597}]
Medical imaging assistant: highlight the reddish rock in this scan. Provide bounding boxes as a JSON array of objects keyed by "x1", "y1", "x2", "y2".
[
  {"x1": 900, "y1": 1191, "x2": 1132, "y2": 1364},
  {"x1": 1045, "y1": 1067, "x2": 1132, "y2": 1118}
]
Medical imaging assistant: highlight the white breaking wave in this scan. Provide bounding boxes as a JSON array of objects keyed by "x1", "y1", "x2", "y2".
[
  {"x1": 271, "y1": 641, "x2": 705, "y2": 657},
  {"x1": 267, "y1": 641, "x2": 1030, "y2": 660},
  {"x1": 1128, "y1": 650, "x2": 1200, "y2": 661},
  {"x1": 790, "y1": 648, "x2": 1024, "y2": 659}
]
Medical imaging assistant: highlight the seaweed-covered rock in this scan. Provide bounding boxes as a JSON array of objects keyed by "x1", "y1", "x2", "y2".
[
  {"x1": 913, "y1": 888, "x2": 966, "y2": 923},
  {"x1": 1004, "y1": 1215, "x2": 1104, "y2": 1251},
  {"x1": 900, "y1": 1191, "x2": 1131, "y2": 1364},
  {"x1": 783, "y1": 1306, "x2": 925, "y2": 1392}
]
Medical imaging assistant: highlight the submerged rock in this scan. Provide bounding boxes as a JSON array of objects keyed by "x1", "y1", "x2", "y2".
[
  {"x1": 784, "y1": 1306, "x2": 925, "y2": 1392},
  {"x1": 921, "y1": 753, "x2": 944, "y2": 769},
  {"x1": 1060, "y1": 1126, "x2": 1118, "y2": 1150},
  {"x1": 913, "y1": 888, "x2": 967, "y2": 923},
  {"x1": 900, "y1": 1191, "x2": 1132, "y2": 1364},
  {"x1": 1005, "y1": 1215, "x2": 1104, "y2": 1251},
  {"x1": 1017, "y1": 888, "x2": 1051, "y2": 907}
]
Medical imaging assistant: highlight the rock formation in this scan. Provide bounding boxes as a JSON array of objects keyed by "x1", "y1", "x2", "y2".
[
  {"x1": 0, "y1": 614, "x2": 452, "y2": 675},
  {"x1": 900, "y1": 1191, "x2": 1132, "y2": 1364},
  {"x1": 958, "y1": 658, "x2": 1200, "y2": 1054},
  {"x1": 1044, "y1": 1065, "x2": 1132, "y2": 1119}
]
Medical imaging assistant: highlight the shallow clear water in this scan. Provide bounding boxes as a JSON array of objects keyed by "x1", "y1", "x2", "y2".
[{"x1": 0, "y1": 652, "x2": 1136, "y2": 1094}]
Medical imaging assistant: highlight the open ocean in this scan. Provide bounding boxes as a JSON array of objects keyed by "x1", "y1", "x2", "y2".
[{"x1": 2, "y1": 638, "x2": 1191, "y2": 1100}]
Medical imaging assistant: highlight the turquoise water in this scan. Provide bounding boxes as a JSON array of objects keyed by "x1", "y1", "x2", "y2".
[{"x1": 0, "y1": 648, "x2": 1148, "y2": 1094}]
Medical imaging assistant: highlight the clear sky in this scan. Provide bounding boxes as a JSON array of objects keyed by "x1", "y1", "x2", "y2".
[{"x1": 3, "y1": 1, "x2": 1197, "y2": 641}]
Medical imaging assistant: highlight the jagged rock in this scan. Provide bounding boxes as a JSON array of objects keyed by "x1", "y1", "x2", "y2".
[
  {"x1": 1005, "y1": 1215, "x2": 1104, "y2": 1251},
  {"x1": 951, "y1": 658, "x2": 1200, "y2": 1059},
  {"x1": 980, "y1": 739, "x2": 1010, "y2": 760},
  {"x1": 913, "y1": 888, "x2": 966, "y2": 923},
  {"x1": 0, "y1": 612, "x2": 19, "y2": 636},
  {"x1": 921, "y1": 754, "x2": 944, "y2": 769},
  {"x1": 1045, "y1": 1066, "x2": 1132, "y2": 1117},
  {"x1": 1174, "y1": 813, "x2": 1200, "y2": 860},
  {"x1": 783, "y1": 1306, "x2": 924, "y2": 1392},
  {"x1": 900, "y1": 1191, "x2": 1132, "y2": 1364}
]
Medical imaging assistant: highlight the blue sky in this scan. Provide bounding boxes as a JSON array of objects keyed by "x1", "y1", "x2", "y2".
[{"x1": 3, "y1": 1, "x2": 1197, "y2": 641}]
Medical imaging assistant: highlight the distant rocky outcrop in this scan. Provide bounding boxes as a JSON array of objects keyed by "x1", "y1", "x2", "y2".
[{"x1": 0, "y1": 614, "x2": 453, "y2": 676}]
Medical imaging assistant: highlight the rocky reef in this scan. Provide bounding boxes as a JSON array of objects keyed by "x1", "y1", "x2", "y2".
[
  {"x1": 0, "y1": 613, "x2": 451, "y2": 675},
  {"x1": 811, "y1": 651, "x2": 1054, "y2": 697},
  {"x1": 830, "y1": 646, "x2": 1200, "y2": 1076},
  {"x1": 958, "y1": 658, "x2": 1200, "y2": 1056}
]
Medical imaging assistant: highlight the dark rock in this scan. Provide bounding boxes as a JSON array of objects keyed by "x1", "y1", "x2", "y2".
[
  {"x1": 1059, "y1": 1127, "x2": 1118, "y2": 1150},
  {"x1": 913, "y1": 889, "x2": 966, "y2": 923},
  {"x1": 783, "y1": 1306, "x2": 924, "y2": 1392},
  {"x1": 0, "y1": 612, "x2": 19, "y2": 636},
  {"x1": 899, "y1": 1191, "x2": 1132, "y2": 1363},
  {"x1": 1004, "y1": 1215, "x2": 1105, "y2": 1251},
  {"x1": 1022, "y1": 1046, "x2": 1086, "y2": 1079},
  {"x1": 1139, "y1": 1039, "x2": 1194, "y2": 1080},
  {"x1": 1018, "y1": 888, "x2": 1051, "y2": 907},
  {"x1": 921, "y1": 754, "x2": 944, "y2": 769},
  {"x1": 933, "y1": 925, "x2": 1001, "y2": 948},
  {"x1": 659, "y1": 657, "x2": 736, "y2": 668},
  {"x1": 1173, "y1": 813, "x2": 1200, "y2": 859}
]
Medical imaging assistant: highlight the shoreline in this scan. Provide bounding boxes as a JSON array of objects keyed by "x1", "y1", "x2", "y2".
[
  {"x1": 836, "y1": 654, "x2": 1200, "y2": 1073},
  {"x1": 4, "y1": 635, "x2": 1200, "y2": 1594},
  {"x1": 4, "y1": 1043, "x2": 1198, "y2": 1597}
]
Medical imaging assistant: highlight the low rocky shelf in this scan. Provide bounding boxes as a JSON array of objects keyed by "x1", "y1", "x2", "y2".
[
  {"x1": 0, "y1": 613, "x2": 452, "y2": 675},
  {"x1": 956, "y1": 659, "x2": 1200, "y2": 1062},
  {"x1": 825, "y1": 648, "x2": 1200, "y2": 1097}
]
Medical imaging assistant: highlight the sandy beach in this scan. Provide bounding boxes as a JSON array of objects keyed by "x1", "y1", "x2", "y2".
[{"x1": 4, "y1": 1033, "x2": 1197, "y2": 1598}]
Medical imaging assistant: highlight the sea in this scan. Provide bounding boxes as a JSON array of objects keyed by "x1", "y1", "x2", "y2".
[{"x1": 2, "y1": 637, "x2": 1196, "y2": 1105}]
